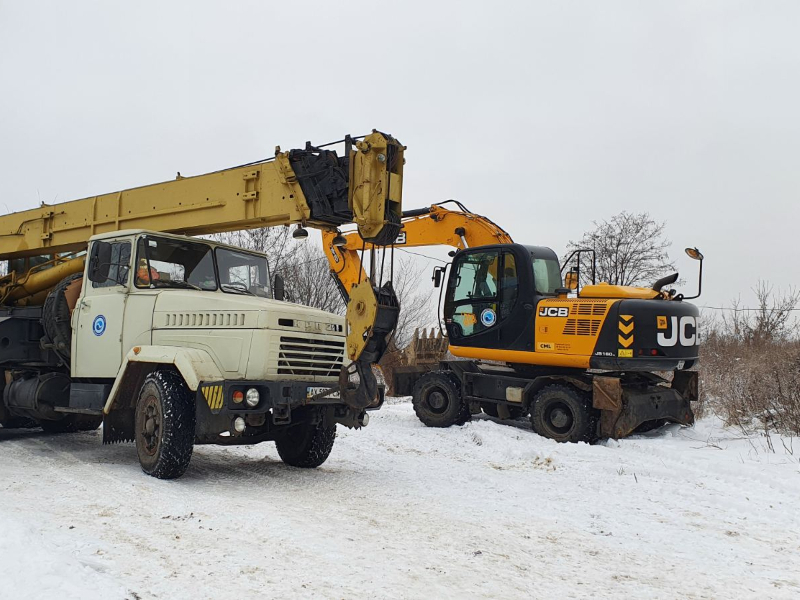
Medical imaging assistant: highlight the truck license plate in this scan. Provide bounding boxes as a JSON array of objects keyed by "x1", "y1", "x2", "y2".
[{"x1": 306, "y1": 386, "x2": 339, "y2": 399}]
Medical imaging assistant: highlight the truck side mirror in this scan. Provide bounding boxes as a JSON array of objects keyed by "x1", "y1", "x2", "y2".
[
  {"x1": 273, "y1": 274, "x2": 285, "y2": 301},
  {"x1": 88, "y1": 241, "x2": 112, "y2": 283}
]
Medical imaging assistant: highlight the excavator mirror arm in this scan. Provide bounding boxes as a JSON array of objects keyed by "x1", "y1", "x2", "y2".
[{"x1": 432, "y1": 265, "x2": 446, "y2": 288}]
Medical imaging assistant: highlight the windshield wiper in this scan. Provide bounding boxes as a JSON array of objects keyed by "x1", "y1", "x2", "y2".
[
  {"x1": 151, "y1": 280, "x2": 202, "y2": 291},
  {"x1": 221, "y1": 283, "x2": 255, "y2": 296}
]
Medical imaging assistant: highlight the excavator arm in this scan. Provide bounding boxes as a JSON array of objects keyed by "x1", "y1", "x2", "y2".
[
  {"x1": 323, "y1": 202, "x2": 513, "y2": 300},
  {"x1": 0, "y1": 130, "x2": 404, "y2": 409}
]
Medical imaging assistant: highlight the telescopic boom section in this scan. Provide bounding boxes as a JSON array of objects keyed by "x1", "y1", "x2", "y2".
[{"x1": 0, "y1": 130, "x2": 403, "y2": 261}]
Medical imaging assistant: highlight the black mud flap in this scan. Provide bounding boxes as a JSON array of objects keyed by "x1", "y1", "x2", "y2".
[
  {"x1": 593, "y1": 373, "x2": 696, "y2": 439},
  {"x1": 103, "y1": 408, "x2": 135, "y2": 444}
]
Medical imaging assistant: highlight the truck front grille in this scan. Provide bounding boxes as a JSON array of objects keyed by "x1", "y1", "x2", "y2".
[{"x1": 277, "y1": 336, "x2": 345, "y2": 376}]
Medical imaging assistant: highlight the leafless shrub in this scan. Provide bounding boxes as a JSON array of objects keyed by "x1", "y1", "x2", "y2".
[{"x1": 701, "y1": 283, "x2": 800, "y2": 438}]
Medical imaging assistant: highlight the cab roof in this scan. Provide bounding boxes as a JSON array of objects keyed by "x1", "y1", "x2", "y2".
[{"x1": 88, "y1": 229, "x2": 267, "y2": 258}]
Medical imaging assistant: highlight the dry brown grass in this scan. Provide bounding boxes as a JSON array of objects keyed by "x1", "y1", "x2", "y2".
[{"x1": 700, "y1": 329, "x2": 800, "y2": 436}]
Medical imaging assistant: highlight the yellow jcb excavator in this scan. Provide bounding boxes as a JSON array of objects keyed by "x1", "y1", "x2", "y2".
[{"x1": 323, "y1": 201, "x2": 703, "y2": 442}]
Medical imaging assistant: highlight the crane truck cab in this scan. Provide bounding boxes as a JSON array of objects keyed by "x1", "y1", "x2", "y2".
[{"x1": 2, "y1": 229, "x2": 377, "y2": 479}]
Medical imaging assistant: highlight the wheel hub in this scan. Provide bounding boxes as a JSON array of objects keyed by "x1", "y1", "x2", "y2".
[
  {"x1": 427, "y1": 390, "x2": 447, "y2": 411},
  {"x1": 140, "y1": 396, "x2": 161, "y2": 456},
  {"x1": 550, "y1": 407, "x2": 571, "y2": 429}
]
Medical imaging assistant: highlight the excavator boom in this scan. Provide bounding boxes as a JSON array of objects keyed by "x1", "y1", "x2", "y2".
[{"x1": 323, "y1": 202, "x2": 512, "y2": 300}]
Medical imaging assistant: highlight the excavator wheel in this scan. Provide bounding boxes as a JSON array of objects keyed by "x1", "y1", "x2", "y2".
[
  {"x1": 42, "y1": 273, "x2": 83, "y2": 363},
  {"x1": 530, "y1": 384, "x2": 598, "y2": 443},
  {"x1": 412, "y1": 370, "x2": 470, "y2": 428}
]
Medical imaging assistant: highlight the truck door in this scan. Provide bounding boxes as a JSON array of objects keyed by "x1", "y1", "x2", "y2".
[{"x1": 72, "y1": 240, "x2": 133, "y2": 377}]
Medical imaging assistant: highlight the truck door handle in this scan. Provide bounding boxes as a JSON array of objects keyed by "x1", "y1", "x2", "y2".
[
  {"x1": 80, "y1": 299, "x2": 91, "y2": 310},
  {"x1": 523, "y1": 303, "x2": 534, "y2": 311}
]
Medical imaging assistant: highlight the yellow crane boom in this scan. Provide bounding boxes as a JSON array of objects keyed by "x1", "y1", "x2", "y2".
[{"x1": 1, "y1": 131, "x2": 403, "y2": 261}]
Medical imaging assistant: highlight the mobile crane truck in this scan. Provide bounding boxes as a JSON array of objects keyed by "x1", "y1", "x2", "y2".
[
  {"x1": 0, "y1": 130, "x2": 404, "y2": 478},
  {"x1": 324, "y1": 202, "x2": 702, "y2": 443}
]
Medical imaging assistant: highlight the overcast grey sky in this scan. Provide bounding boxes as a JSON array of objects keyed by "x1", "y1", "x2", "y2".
[{"x1": 1, "y1": 1, "x2": 797, "y2": 311}]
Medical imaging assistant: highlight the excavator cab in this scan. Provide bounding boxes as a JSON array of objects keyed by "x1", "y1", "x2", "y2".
[{"x1": 443, "y1": 244, "x2": 560, "y2": 354}]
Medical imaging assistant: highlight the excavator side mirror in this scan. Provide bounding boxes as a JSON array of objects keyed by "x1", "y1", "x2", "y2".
[
  {"x1": 432, "y1": 266, "x2": 445, "y2": 288},
  {"x1": 273, "y1": 274, "x2": 285, "y2": 301},
  {"x1": 88, "y1": 241, "x2": 112, "y2": 283},
  {"x1": 564, "y1": 269, "x2": 578, "y2": 290}
]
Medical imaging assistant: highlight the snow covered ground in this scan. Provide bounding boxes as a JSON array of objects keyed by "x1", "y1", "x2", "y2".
[{"x1": 1, "y1": 400, "x2": 799, "y2": 599}]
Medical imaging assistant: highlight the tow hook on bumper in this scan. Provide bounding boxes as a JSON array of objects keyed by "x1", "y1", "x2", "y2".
[
  {"x1": 335, "y1": 409, "x2": 370, "y2": 429},
  {"x1": 592, "y1": 372, "x2": 697, "y2": 438}
]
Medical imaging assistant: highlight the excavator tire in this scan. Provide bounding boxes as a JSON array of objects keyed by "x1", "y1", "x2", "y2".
[
  {"x1": 530, "y1": 383, "x2": 598, "y2": 443},
  {"x1": 412, "y1": 370, "x2": 470, "y2": 428},
  {"x1": 275, "y1": 418, "x2": 336, "y2": 468},
  {"x1": 135, "y1": 370, "x2": 195, "y2": 479},
  {"x1": 40, "y1": 414, "x2": 103, "y2": 433},
  {"x1": 42, "y1": 273, "x2": 83, "y2": 362}
]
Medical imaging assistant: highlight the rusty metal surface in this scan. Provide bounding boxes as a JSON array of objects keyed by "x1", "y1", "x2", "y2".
[{"x1": 593, "y1": 375, "x2": 696, "y2": 439}]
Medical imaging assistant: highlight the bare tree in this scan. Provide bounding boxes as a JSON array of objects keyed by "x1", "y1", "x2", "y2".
[
  {"x1": 210, "y1": 226, "x2": 299, "y2": 279},
  {"x1": 277, "y1": 241, "x2": 344, "y2": 314},
  {"x1": 566, "y1": 211, "x2": 675, "y2": 287},
  {"x1": 721, "y1": 282, "x2": 800, "y2": 344}
]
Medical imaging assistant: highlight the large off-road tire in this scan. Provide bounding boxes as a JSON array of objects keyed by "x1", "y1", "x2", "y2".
[
  {"x1": 481, "y1": 403, "x2": 524, "y2": 420},
  {"x1": 40, "y1": 414, "x2": 102, "y2": 433},
  {"x1": 275, "y1": 419, "x2": 336, "y2": 468},
  {"x1": 412, "y1": 370, "x2": 470, "y2": 428},
  {"x1": 531, "y1": 384, "x2": 598, "y2": 443},
  {"x1": 42, "y1": 273, "x2": 83, "y2": 362},
  {"x1": 135, "y1": 370, "x2": 195, "y2": 479}
]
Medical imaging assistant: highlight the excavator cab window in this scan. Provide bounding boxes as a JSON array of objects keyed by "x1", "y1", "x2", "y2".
[
  {"x1": 445, "y1": 250, "x2": 518, "y2": 338},
  {"x1": 531, "y1": 255, "x2": 562, "y2": 295}
]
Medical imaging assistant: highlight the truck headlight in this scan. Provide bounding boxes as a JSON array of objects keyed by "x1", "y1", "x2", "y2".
[{"x1": 245, "y1": 388, "x2": 260, "y2": 407}]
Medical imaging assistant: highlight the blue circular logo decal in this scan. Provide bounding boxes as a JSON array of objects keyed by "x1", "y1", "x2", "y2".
[
  {"x1": 480, "y1": 308, "x2": 496, "y2": 327},
  {"x1": 93, "y1": 315, "x2": 107, "y2": 336}
]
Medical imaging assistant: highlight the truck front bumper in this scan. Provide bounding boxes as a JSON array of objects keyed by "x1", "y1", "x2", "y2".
[{"x1": 194, "y1": 379, "x2": 384, "y2": 444}]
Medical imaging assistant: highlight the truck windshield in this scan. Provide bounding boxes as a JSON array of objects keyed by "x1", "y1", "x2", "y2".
[
  {"x1": 216, "y1": 248, "x2": 271, "y2": 297},
  {"x1": 135, "y1": 236, "x2": 216, "y2": 290}
]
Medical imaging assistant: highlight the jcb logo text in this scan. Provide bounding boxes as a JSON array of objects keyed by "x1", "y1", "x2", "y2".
[
  {"x1": 539, "y1": 307, "x2": 569, "y2": 318},
  {"x1": 657, "y1": 316, "x2": 698, "y2": 347}
]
